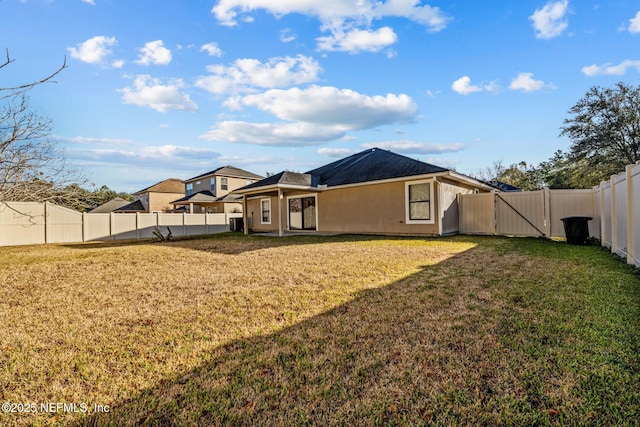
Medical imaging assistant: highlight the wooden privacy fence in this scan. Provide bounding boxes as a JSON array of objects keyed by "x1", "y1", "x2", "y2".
[
  {"x1": 0, "y1": 202, "x2": 242, "y2": 247},
  {"x1": 459, "y1": 161, "x2": 640, "y2": 267}
]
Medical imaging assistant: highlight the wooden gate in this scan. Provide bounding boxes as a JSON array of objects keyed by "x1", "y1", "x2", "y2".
[{"x1": 459, "y1": 189, "x2": 596, "y2": 238}]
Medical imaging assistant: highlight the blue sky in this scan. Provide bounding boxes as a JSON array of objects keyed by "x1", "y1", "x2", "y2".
[{"x1": 3, "y1": 0, "x2": 640, "y2": 192}]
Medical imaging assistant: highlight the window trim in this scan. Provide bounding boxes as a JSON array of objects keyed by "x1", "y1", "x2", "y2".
[
  {"x1": 260, "y1": 198, "x2": 271, "y2": 224},
  {"x1": 405, "y1": 179, "x2": 435, "y2": 224}
]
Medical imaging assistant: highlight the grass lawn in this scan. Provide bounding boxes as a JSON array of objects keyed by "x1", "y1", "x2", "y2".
[{"x1": 0, "y1": 234, "x2": 638, "y2": 426}]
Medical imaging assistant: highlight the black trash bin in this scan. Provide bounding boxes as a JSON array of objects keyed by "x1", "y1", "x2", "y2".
[
  {"x1": 229, "y1": 217, "x2": 244, "y2": 232},
  {"x1": 561, "y1": 216, "x2": 592, "y2": 245}
]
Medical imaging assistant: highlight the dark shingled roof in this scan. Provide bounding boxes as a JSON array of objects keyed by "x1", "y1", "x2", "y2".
[
  {"x1": 185, "y1": 166, "x2": 263, "y2": 183},
  {"x1": 487, "y1": 180, "x2": 522, "y2": 192},
  {"x1": 114, "y1": 200, "x2": 146, "y2": 212},
  {"x1": 237, "y1": 148, "x2": 451, "y2": 192},
  {"x1": 306, "y1": 148, "x2": 449, "y2": 187},
  {"x1": 240, "y1": 171, "x2": 320, "y2": 191},
  {"x1": 171, "y1": 191, "x2": 217, "y2": 204},
  {"x1": 88, "y1": 197, "x2": 130, "y2": 213}
]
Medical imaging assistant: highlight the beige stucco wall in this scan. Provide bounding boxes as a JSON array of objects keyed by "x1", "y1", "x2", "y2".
[
  {"x1": 149, "y1": 192, "x2": 185, "y2": 212},
  {"x1": 317, "y1": 180, "x2": 441, "y2": 235},
  {"x1": 246, "y1": 195, "x2": 282, "y2": 232}
]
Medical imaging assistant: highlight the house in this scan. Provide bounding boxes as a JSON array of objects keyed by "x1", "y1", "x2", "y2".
[
  {"x1": 171, "y1": 166, "x2": 263, "y2": 213},
  {"x1": 233, "y1": 148, "x2": 496, "y2": 236},
  {"x1": 88, "y1": 197, "x2": 131, "y2": 213},
  {"x1": 115, "y1": 178, "x2": 184, "y2": 213}
]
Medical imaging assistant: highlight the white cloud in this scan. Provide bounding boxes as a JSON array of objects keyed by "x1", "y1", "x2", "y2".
[
  {"x1": 211, "y1": 0, "x2": 449, "y2": 53},
  {"x1": 135, "y1": 40, "x2": 172, "y2": 66},
  {"x1": 201, "y1": 121, "x2": 345, "y2": 146},
  {"x1": 119, "y1": 75, "x2": 198, "y2": 113},
  {"x1": 530, "y1": 0, "x2": 570, "y2": 39},
  {"x1": 202, "y1": 85, "x2": 417, "y2": 146},
  {"x1": 629, "y1": 11, "x2": 640, "y2": 33},
  {"x1": 361, "y1": 140, "x2": 466, "y2": 154},
  {"x1": 280, "y1": 28, "x2": 297, "y2": 43},
  {"x1": 68, "y1": 144, "x2": 220, "y2": 170},
  {"x1": 200, "y1": 42, "x2": 223, "y2": 57},
  {"x1": 67, "y1": 36, "x2": 117, "y2": 64},
  {"x1": 317, "y1": 147, "x2": 355, "y2": 158},
  {"x1": 317, "y1": 26, "x2": 397, "y2": 53},
  {"x1": 581, "y1": 60, "x2": 640, "y2": 76},
  {"x1": 195, "y1": 55, "x2": 322, "y2": 95},
  {"x1": 82, "y1": 0, "x2": 96, "y2": 5},
  {"x1": 237, "y1": 85, "x2": 417, "y2": 129},
  {"x1": 111, "y1": 59, "x2": 125, "y2": 68},
  {"x1": 212, "y1": 0, "x2": 449, "y2": 30},
  {"x1": 451, "y1": 76, "x2": 498, "y2": 95},
  {"x1": 63, "y1": 136, "x2": 135, "y2": 146},
  {"x1": 509, "y1": 72, "x2": 547, "y2": 92}
]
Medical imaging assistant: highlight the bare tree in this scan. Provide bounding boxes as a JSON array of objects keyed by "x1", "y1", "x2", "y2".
[{"x1": 0, "y1": 50, "x2": 87, "y2": 206}]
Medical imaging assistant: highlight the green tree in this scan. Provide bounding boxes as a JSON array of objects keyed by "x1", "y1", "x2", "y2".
[{"x1": 560, "y1": 82, "x2": 640, "y2": 187}]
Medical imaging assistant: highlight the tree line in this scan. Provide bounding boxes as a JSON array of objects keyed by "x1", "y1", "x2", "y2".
[{"x1": 480, "y1": 82, "x2": 640, "y2": 190}]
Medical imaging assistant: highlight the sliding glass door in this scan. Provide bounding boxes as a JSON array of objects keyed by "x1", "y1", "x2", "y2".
[{"x1": 288, "y1": 197, "x2": 316, "y2": 230}]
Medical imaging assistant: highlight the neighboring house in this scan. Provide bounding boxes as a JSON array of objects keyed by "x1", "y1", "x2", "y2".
[
  {"x1": 233, "y1": 148, "x2": 496, "y2": 236},
  {"x1": 171, "y1": 166, "x2": 263, "y2": 213},
  {"x1": 87, "y1": 197, "x2": 131, "y2": 213},
  {"x1": 115, "y1": 178, "x2": 184, "y2": 213}
]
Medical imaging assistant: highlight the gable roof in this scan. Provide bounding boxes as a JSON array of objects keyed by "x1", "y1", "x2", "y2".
[
  {"x1": 185, "y1": 166, "x2": 263, "y2": 183},
  {"x1": 133, "y1": 178, "x2": 184, "y2": 195},
  {"x1": 236, "y1": 148, "x2": 460, "y2": 194},
  {"x1": 240, "y1": 171, "x2": 320, "y2": 191},
  {"x1": 114, "y1": 200, "x2": 146, "y2": 212},
  {"x1": 88, "y1": 197, "x2": 131, "y2": 213}
]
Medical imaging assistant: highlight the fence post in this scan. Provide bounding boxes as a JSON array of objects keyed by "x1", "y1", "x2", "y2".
[
  {"x1": 183, "y1": 212, "x2": 187, "y2": 236},
  {"x1": 44, "y1": 202, "x2": 49, "y2": 244},
  {"x1": 600, "y1": 181, "x2": 606, "y2": 248},
  {"x1": 627, "y1": 165, "x2": 634, "y2": 265},
  {"x1": 136, "y1": 212, "x2": 140, "y2": 240},
  {"x1": 110, "y1": 212, "x2": 115, "y2": 240},
  {"x1": 543, "y1": 187, "x2": 551, "y2": 238},
  {"x1": 610, "y1": 175, "x2": 617, "y2": 255}
]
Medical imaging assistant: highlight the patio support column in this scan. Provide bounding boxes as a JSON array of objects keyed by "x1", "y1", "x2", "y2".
[
  {"x1": 278, "y1": 188, "x2": 284, "y2": 237},
  {"x1": 189, "y1": 202, "x2": 193, "y2": 214},
  {"x1": 243, "y1": 195, "x2": 248, "y2": 235}
]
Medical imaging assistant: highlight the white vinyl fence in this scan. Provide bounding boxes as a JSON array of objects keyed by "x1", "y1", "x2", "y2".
[
  {"x1": 0, "y1": 202, "x2": 242, "y2": 247},
  {"x1": 594, "y1": 162, "x2": 640, "y2": 266},
  {"x1": 459, "y1": 161, "x2": 640, "y2": 267}
]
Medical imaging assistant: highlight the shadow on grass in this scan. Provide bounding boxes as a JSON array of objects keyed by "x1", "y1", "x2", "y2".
[
  {"x1": 69, "y1": 238, "x2": 640, "y2": 426},
  {"x1": 61, "y1": 232, "x2": 463, "y2": 255}
]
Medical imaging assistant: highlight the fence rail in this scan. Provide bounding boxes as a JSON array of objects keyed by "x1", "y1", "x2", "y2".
[{"x1": 0, "y1": 202, "x2": 242, "y2": 247}]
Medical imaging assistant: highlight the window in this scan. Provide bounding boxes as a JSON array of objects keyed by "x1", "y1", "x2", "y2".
[
  {"x1": 261, "y1": 199, "x2": 271, "y2": 224},
  {"x1": 405, "y1": 180, "x2": 434, "y2": 224},
  {"x1": 186, "y1": 183, "x2": 193, "y2": 196},
  {"x1": 210, "y1": 177, "x2": 216, "y2": 193},
  {"x1": 221, "y1": 177, "x2": 228, "y2": 191},
  {"x1": 196, "y1": 180, "x2": 201, "y2": 185}
]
